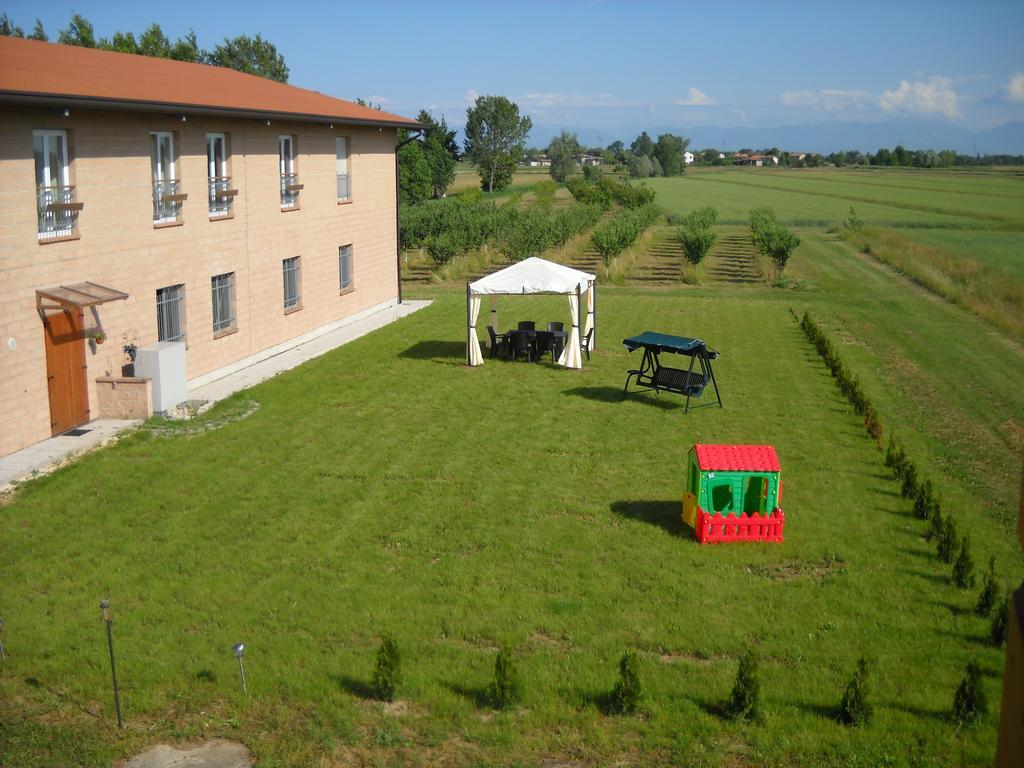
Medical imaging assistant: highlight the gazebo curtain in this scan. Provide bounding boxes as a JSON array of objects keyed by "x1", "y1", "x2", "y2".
[
  {"x1": 583, "y1": 284, "x2": 594, "y2": 351},
  {"x1": 468, "y1": 295, "x2": 483, "y2": 366},
  {"x1": 557, "y1": 287, "x2": 583, "y2": 369}
]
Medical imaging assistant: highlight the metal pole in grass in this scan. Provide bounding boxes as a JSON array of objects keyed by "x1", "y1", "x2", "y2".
[
  {"x1": 100, "y1": 600, "x2": 123, "y2": 729},
  {"x1": 0, "y1": 618, "x2": 6, "y2": 663},
  {"x1": 232, "y1": 643, "x2": 247, "y2": 694}
]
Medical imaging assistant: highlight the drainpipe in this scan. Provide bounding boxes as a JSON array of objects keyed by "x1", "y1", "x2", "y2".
[{"x1": 394, "y1": 128, "x2": 424, "y2": 305}]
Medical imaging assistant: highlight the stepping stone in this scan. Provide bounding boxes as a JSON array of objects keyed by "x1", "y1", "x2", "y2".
[{"x1": 122, "y1": 740, "x2": 251, "y2": 768}]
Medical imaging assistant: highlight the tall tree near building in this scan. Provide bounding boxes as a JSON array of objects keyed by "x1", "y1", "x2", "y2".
[
  {"x1": 464, "y1": 95, "x2": 532, "y2": 192},
  {"x1": 206, "y1": 34, "x2": 288, "y2": 82},
  {"x1": 417, "y1": 110, "x2": 460, "y2": 161},
  {"x1": 416, "y1": 110, "x2": 458, "y2": 197},
  {"x1": 630, "y1": 131, "x2": 655, "y2": 157},
  {"x1": 57, "y1": 13, "x2": 96, "y2": 47},
  {"x1": 653, "y1": 133, "x2": 689, "y2": 176},
  {"x1": 547, "y1": 130, "x2": 582, "y2": 182},
  {"x1": 398, "y1": 138, "x2": 431, "y2": 206}
]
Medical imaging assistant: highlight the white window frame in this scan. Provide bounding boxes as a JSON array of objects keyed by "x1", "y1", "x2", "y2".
[
  {"x1": 211, "y1": 272, "x2": 236, "y2": 335},
  {"x1": 156, "y1": 284, "x2": 186, "y2": 343},
  {"x1": 151, "y1": 131, "x2": 178, "y2": 224},
  {"x1": 282, "y1": 256, "x2": 302, "y2": 311},
  {"x1": 34, "y1": 130, "x2": 75, "y2": 239},
  {"x1": 336, "y1": 136, "x2": 350, "y2": 201},
  {"x1": 206, "y1": 132, "x2": 230, "y2": 218},
  {"x1": 33, "y1": 130, "x2": 70, "y2": 188},
  {"x1": 279, "y1": 134, "x2": 299, "y2": 209},
  {"x1": 339, "y1": 244, "x2": 354, "y2": 293}
]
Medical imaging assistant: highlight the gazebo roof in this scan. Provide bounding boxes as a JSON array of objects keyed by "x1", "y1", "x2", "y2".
[{"x1": 469, "y1": 257, "x2": 595, "y2": 296}]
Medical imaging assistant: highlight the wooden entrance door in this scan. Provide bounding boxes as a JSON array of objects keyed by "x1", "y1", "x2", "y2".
[{"x1": 43, "y1": 308, "x2": 90, "y2": 435}]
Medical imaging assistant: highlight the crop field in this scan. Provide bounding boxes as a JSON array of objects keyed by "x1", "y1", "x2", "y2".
[{"x1": 2, "y1": 168, "x2": 1023, "y2": 767}]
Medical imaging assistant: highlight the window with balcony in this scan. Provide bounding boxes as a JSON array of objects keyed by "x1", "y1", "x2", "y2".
[
  {"x1": 34, "y1": 129, "x2": 81, "y2": 240},
  {"x1": 211, "y1": 273, "x2": 236, "y2": 335},
  {"x1": 339, "y1": 244, "x2": 354, "y2": 293},
  {"x1": 156, "y1": 284, "x2": 185, "y2": 343},
  {"x1": 336, "y1": 136, "x2": 351, "y2": 202},
  {"x1": 151, "y1": 132, "x2": 185, "y2": 224},
  {"x1": 279, "y1": 134, "x2": 301, "y2": 209},
  {"x1": 283, "y1": 256, "x2": 301, "y2": 311},
  {"x1": 207, "y1": 133, "x2": 236, "y2": 218}
]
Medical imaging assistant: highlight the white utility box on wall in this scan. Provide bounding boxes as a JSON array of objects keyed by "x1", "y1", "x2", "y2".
[{"x1": 134, "y1": 341, "x2": 187, "y2": 413}]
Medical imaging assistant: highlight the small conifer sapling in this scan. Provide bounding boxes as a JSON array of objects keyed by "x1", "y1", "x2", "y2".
[
  {"x1": 727, "y1": 651, "x2": 761, "y2": 722},
  {"x1": 373, "y1": 634, "x2": 402, "y2": 702},
  {"x1": 990, "y1": 593, "x2": 1009, "y2": 646},
  {"x1": 609, "y1": 650, "x2": 643, "y2": 715},
  {"x1": 952, "y1": 534, "x2": 975, "y2": 588},
  {"x1": 952, "y1": 661, "x2": 987, "y2": 725},
  {"x1": 488, "y1": 646, "x2": 522, "y2": 709},
  {"x1": 838, "y1": 657, "x2": 873, "y2": 726},
  {"x1": 975, "y1": 557, "x2": 998, "y2": 617}
]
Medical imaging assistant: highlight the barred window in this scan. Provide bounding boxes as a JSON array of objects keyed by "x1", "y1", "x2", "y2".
[
  {"x1": 283, "y1": 256, "x2": 301, "y2": 310},
  {"x1": 211, "y1": 273, "x2": 236, "y2": 333},
  {"x1": 339, "y1": 244, "x2": 353, "y2": 291},
  {"x1": 156, "y1": 284, "x2": 185, "y2": 342}
]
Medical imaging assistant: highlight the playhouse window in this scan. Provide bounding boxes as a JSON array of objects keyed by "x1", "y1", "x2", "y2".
[
  {"x1": 711, "y1": 482, "x2": 734, "y2": 512},
  {"x1": 743, "y1": 476, "x2": 768, "y2": 514}
]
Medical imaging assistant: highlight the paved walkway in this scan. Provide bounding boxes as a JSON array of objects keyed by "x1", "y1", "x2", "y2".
[{"x1": 0, "y1": 300, "x2": 431, "y2": 491}]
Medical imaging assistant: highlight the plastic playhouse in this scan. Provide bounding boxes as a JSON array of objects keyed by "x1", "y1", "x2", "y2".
[{"x1": 682, "y1": 444, "x2": 785, "y2": 543}]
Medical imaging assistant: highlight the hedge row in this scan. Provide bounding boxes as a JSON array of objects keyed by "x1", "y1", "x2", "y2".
[
  {"x1": 798, "y1": 310, "x2": 1008, "y2": 648},
  {"x1": 401, "y1": 196, "x2": 602, "y2": 265},
  {"x1": 591, "y1": 204, "x2": 659, "y2": 265},
  {"x1": 677, "y1": 206, "x2": 718, "y2": 265},
  {"x1": 749, "y1": 207, "x2": 800, "y2": 271},
  {"x1": 565, "y1": 176, "x2": 656, "y2": 210}
]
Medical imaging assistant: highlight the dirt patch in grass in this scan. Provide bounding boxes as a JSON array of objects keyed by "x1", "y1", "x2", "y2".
[{"x1": 745, "y1": 554, "x2": 845, "y2": 582}]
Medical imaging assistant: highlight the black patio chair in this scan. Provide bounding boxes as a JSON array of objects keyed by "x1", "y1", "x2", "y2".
[
  {"x1": 580, "y1": 328, "x2": 594, "y2": 361},
  {"x1": 509, "y1": 330, "x2": 533, "y2": 362},
  {"x1": 487, "y1": 325, "x2": 509, "y2": 358},
  {"x1": 547, "y1": 321, "x2": 564, "y2": 332},
  {"x1": 534, "y1": 331, "x2": 556, "y2": 362},
  {"x1": 517, "y1": 321, "x2": 536, "y2": 331}
]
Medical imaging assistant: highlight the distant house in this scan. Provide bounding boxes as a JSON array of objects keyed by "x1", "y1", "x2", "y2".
[
  {"x1": 527, "y1": 155, "x2": 551, "y2": 167},
  {"x1": 683, "y1": 151, "x2": 694, "y2": 165},
  {"x1": 733, "y1": 152, "x2": 778, "y2": 167},
  {"x1": 580, "y1": 154, "x2": 603, "y2": 166}
]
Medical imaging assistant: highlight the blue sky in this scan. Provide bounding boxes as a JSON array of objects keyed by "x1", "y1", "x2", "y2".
[{"x1": 6, "y1": 0, "x2": 1024, "y2": 146}]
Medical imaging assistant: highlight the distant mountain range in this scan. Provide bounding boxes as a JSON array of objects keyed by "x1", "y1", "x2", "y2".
[{"x1": 521, "y1": 119, "x2": 1024, "y2": 156}]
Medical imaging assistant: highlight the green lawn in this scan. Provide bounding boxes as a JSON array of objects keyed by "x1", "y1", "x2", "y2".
[{"x1": 3, "y1": 254, "x2": 1021, "y2": 765}]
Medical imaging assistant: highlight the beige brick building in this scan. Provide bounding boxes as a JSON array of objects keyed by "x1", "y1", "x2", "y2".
[{"x1": 0, "y1": 37, "x2": 420, "y2": 458}]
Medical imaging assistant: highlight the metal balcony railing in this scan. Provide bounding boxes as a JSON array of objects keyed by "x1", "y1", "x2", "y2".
[
  {"x1": 153, "y1": 179, "x2": 185, "y2": 223},
  {"x1": 208, "y1": 176, "x2": 236, "y2": 217},
  {"x1": 337, "y1": 172, "x2": 351, "y2": 201},
  {"x1": 37, "y1": 185, "x2": 81, "y2": 239},
  {"x1": 280, "y1": 172, "x2": 301, "y2": 208}
]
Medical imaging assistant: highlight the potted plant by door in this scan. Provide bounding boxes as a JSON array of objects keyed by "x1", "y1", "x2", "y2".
[{"x1": 92, "y1": 330, "x2": 107, "y2": 345}]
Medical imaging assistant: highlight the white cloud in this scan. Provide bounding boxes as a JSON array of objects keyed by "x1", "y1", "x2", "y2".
[
  {"x1": 675, "y1": 87, "x2": 714, "y2": 106},
  {"x1": 366, "y1": 95, "x2": 395, "y2": 106},
  {"x1": 521, "y1": 92, "x2": 619, "y2": 107},
  {"x1": 1007, "y1": 72, "x2": 1024, "y2": 102},
  {"x1": 465, "y1": 89, "x2": 479, "y2": 104},
  {"x1": 782, "y1": 88, "x2": 871, "y2": 112},
  {"x1": 878, "y1": 76, "x2": 960, "y2": 118}
]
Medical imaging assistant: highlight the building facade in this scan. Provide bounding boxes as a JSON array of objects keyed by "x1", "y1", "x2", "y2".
[{"x1": 0, "y1": 38, "x2": 420, "y2": 458}]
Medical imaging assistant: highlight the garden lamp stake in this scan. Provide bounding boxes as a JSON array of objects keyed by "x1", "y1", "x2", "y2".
[
  {"x1": 233, "y1": 643, "x2": 247, "y2": 694},
  {"x1": 100, "y1": 600, "x2": 123, "y2": 728},
  {"x1": 0, "y1": 618, "x2": 6, "y2": 663}
]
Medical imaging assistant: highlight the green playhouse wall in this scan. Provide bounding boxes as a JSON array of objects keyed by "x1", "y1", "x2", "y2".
[{"x1": 692, "y1": 468, "x2": 779, "y2": 516}]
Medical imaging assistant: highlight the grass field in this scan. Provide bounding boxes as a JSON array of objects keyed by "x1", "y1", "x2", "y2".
[{"x1": 2, "y1": 168, "x2": 1023, "y2": 767}]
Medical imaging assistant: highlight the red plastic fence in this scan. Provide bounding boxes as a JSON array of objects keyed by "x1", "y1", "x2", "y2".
[{"x1": 696, "y1": 508, "x2": 785, "y2": 544}]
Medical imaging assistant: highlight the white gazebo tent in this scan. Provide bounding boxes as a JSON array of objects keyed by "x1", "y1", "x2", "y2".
[{"x1": 466, "y1": 257, "x2": 596, "y2": 368}]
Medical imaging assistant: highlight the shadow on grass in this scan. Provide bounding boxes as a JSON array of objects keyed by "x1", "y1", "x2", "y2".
[
  {"x1": 936, "y1": 600, "x2": 973, "y2": 617},
  {"x1": 333, "y1": 673, "x2": 377, "y2": 700},
  {"x1": 693, "y1": 697, "x2": 732, "y2": 720},
  {"x1": 444, "y1": 681, "x2": 491, "y2": 709},
  {"x1": 899, "y1": 568, "x2": 950, "y2": 586},
  {"x1": 566, "y1": 386, "x2": 681, "y2": 410},
  {"x1": 790, "y1": 700, "x2": 840, "y2": 721},
  {"x1": 398, "y1": 340, "x2": 466, "y2": 364},
  {"x1": 575, "y1": 687, "x2": 623, "y2": 716},
  {"x1": 610, "y1": 500, "x2": 693, "y2": 539},
  {"x1": 890, "y1": 702, "x2": 948, "y2": 723}
]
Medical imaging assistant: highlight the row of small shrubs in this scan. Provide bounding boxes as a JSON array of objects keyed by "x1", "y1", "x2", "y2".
[
  {"x1": 371, "y1": 636, "x2": 989, "y2": 726},
  {"x1": 749, "y1": 206, "x2": 801, "y2": 271},
  {"x1": 401, "y1": 195, "x2": 602, "y2": 265},
  {"x1": 800, "y1": 310, "x2": 1009, "y2": 643},
  {"x1": 565, "y1": 176, "x2": 656, "y2": 210},
  {"x1": 677, "y1": 206, "x2": 718, "y2": 265},
  {"x1": 591, "y1": 204, "x2": 660, "y2": 265}
]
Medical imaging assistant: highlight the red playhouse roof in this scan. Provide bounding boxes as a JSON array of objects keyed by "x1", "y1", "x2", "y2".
[{"x1": 693, "y1": 444, "x2": 781, "y2": 472}]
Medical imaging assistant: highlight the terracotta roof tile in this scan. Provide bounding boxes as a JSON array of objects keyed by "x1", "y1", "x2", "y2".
[
  {"x1": 693, "y1": 444, "x2": 781, "y2": 472},
  {"x1": 0, "y1": 36, "x2": 420, "y2": 128}
]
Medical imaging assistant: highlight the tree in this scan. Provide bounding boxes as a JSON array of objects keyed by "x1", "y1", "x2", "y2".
[
  {"x1": 627, "y1": 154, "x2": 653, "y2": 178},
  {"x1": 29, "y1": 19, "x2": 47, "y2": 41},
  {"x1": 650, "y1": 156, "x2": 663, "y2": 177},
  {"x1": 422, "y1": 133, "x2": 455, "y2": 199},
  {"x1": 398, "y1": 139, "x2": 431, "y2": 206},
  {"x1": 654, "y1": 133, "x2": 689, "y2": 176},
  {"x1": 630, "y1": 131, "x2": 654, "y2": 157},
  {"x1": 464, "y1": 95, "x2": 532, "y2": 192},
  {"x1": 417, "y1": 110, "x2": 460, "y2": 161},
  {"x1": 0, "y1": 13, "x2": 24, "y2": 37},
  {"x1": 606, "y1": 140, "x2": 627, "y2": 163},
  {"x1": 206, "y1": 34, "x2": 288, "y2": 82},
  {"x1": 547, "y1": 130, "x2": 581, "y2": 182},
  {"x1": 101, "y1": 31, "x2": 139, "y2": 54},
  {"x1": 838, "y1": 657, "x2": 873, "y2": 726},
  {"x1": 58, "y1": 13, "x2": 97, "y2": 47}
]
